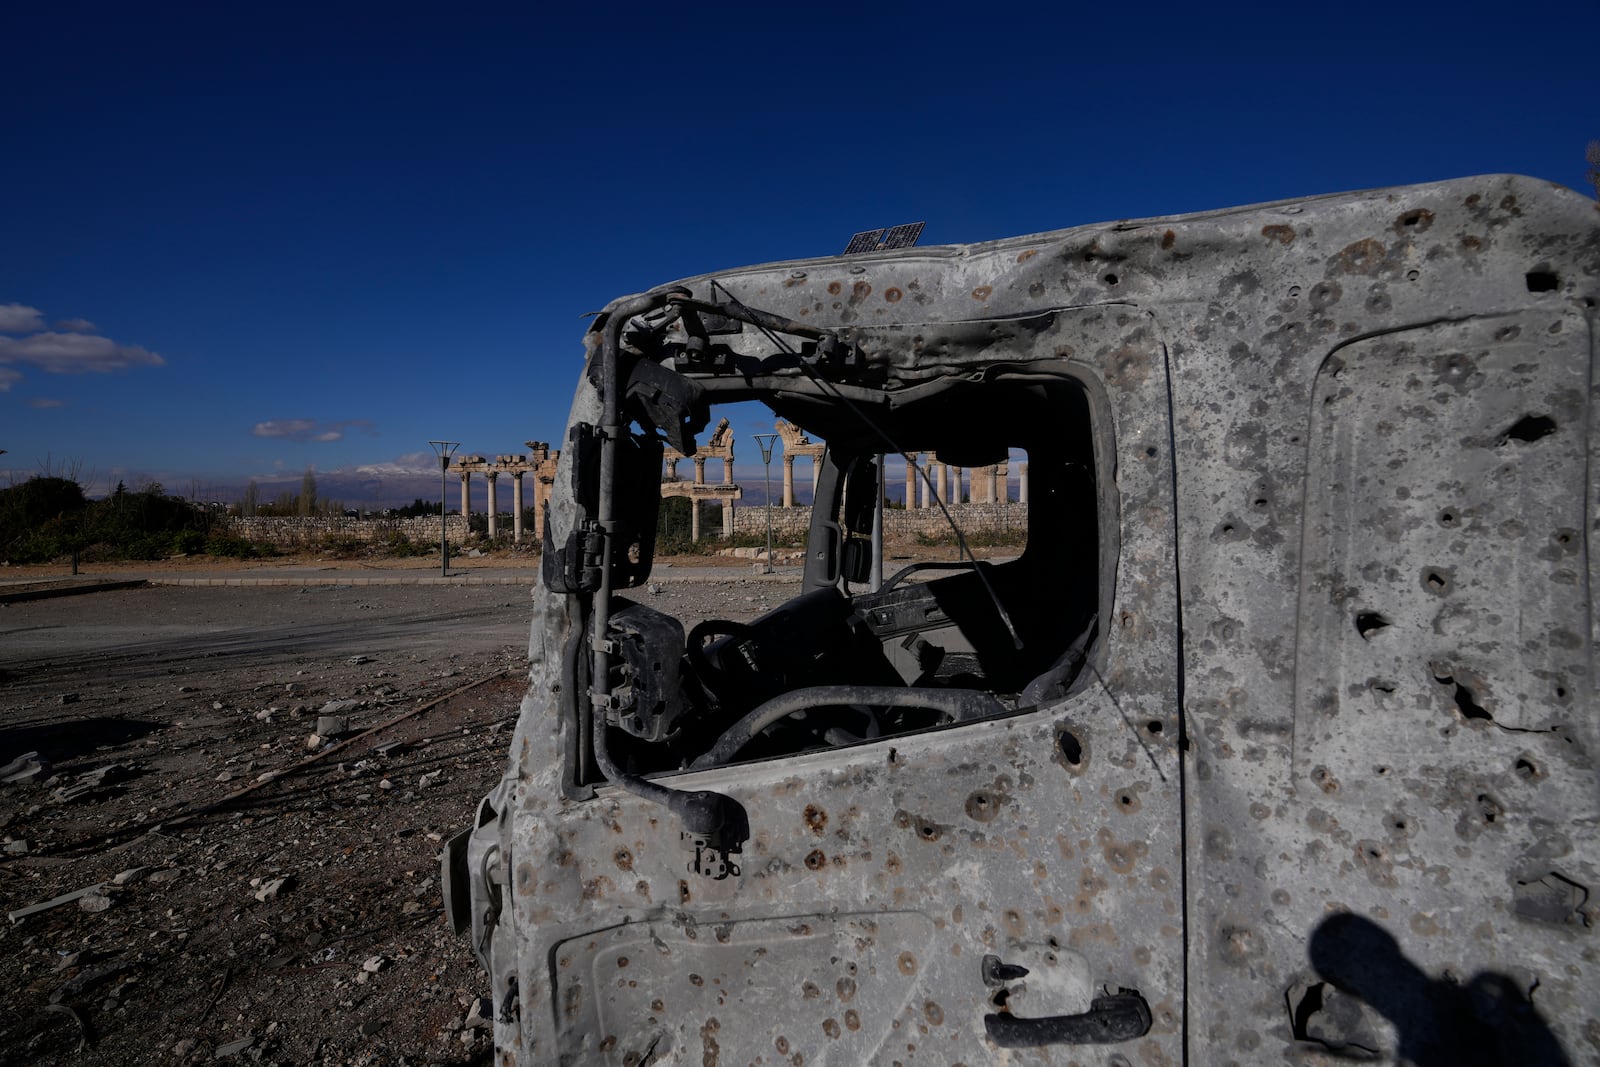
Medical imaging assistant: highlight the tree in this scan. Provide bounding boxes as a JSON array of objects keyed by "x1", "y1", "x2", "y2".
[
  {"x1": 298, "y1": 468, "x2": 317, "y2": 517},
  {"x1": 241, "y1": 480, "x2": 259, "y2": 516}
]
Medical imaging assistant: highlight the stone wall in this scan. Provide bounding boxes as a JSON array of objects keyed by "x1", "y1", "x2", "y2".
[
  {"x1": 730, "y1": 503, "x2": 1027, "y2": 542},
  {"x1": 222, "y1": 506, "x2": 1026, "y2": 549},
  {"x1": 222, "y1": 515, "x2": 469, "y2": 547}
]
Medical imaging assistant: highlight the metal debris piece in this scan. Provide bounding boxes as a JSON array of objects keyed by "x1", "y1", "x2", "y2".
[
  {"x1": 8, "y1": 884, "x2": 107, "y2": 924},
  {"x1": 315, "y1": 714, "x2": 352, "y2": 738}
]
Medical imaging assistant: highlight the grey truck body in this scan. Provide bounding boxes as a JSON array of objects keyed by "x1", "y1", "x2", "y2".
[{"x1": 448, "y1": 174, "x2": 1599, "y2": 1065}]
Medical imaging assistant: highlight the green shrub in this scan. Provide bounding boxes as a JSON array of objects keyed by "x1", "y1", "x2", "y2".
[
  {"x1": 205, "y1": 534, "x2": 267, "y2": 559},
  {"x1": 375, "y1": 529, "x2": 427, "y2": 558},
  {"x1": 5, "y1": 532, "x2": 64, "y2": 564},
  {"x1": 171, "y1": 529, "x2": 207, "y2": 555},
  {"x1": 125, "y1": 534, "x2": 170, "y2": 560},
  {"x1": 914, "y1": 526, "x2": 1027, "y2": 549},
  {"x1": 318, "y1": 534, "x2": 366, "y2": 558}
]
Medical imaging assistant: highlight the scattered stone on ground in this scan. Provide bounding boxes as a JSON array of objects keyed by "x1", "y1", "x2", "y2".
[{"x1": 0, "y1": 573, "x2": 777, "y2": 1065}]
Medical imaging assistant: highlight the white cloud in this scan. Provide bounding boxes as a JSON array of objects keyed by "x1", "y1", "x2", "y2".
[
  {"x1": 54, "y1": 318, "x2": 98, "y2": 332},
  {"x1": 0, "y1": 304, "x2": 46, "y2": 334},
  {"x1": 252, "y1": 418, "x2": 375, "y2": 443},
  {"x1": 352, "y1": 452, "x2": 438, "y2": 477},
  {"x1": 0, "y1": 331, "x2": 165, "y2": 374},
  {"x1": 29, "y1": 397, "x2": 64, "y2": 409}
]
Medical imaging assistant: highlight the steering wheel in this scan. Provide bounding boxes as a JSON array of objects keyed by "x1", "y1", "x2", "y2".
[{"x1": 878, "y1": 559, "x2": 986, "y2": 595}]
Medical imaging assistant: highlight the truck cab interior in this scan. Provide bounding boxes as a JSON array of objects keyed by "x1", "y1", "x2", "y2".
[{"x1": 591, "y1": 370, "x2": 1109, "y2": 781}]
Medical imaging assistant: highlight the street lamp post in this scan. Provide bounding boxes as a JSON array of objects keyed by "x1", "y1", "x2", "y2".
[
  {"x1": 753, "y1": 433, "x2": 779, "y2": 575},
  {"x1": 428, "y1": 440, "x2": 459, "y2": 578}
]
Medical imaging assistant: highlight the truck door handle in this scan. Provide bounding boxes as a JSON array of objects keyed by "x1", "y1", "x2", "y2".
[{"x1": 984, "y1": 988, "x2": 1152, "y2": 1047}]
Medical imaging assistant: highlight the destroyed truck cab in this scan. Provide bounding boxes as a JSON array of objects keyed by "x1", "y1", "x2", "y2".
[{"x1": 447, "y1": 175, "x2": 1599, "y2": 1064}]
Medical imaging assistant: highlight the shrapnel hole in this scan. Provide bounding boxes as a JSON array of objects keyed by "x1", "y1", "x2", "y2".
[
  {"x1": 1501, "y1": 414, "x2": 1557, "y2": 444},
  {"x1": 1355, "y1": 612, "x2": 1390, "y2": 640},
  {"x1": 1057, "y1": 730, "x2": 1084, "y2": 765}
]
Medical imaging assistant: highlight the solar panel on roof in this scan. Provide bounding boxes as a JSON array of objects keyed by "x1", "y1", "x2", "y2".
[
  {"x1": 842, "y1": 229, "x2": 886, "y2": 255},
  {"x1": 880, "y1": 222, "x2": 925, "y2": 249}
]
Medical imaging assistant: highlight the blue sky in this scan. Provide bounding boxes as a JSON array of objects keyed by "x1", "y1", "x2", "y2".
[{"x1": 3, "y1": 2, "x2": 1595, "y2": 507}]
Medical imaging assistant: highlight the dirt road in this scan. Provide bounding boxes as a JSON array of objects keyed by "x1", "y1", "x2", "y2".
[{"x1": 0, "y1": 575, "x2": 787, "y2": 1066}]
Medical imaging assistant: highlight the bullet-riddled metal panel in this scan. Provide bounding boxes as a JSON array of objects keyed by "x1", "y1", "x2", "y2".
[
  {"x1": 466, "y1": 173, "x2": 1600, "y2": 1066},
  {"x1": 488, "y1": 307, "x2": 1188, "y2": 1064},
  {"x1": 1170, "y1": 176, "x2": 1598, "y2": 1063}
]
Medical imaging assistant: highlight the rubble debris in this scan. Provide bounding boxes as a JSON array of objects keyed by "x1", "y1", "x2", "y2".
[
  {"x1": 464, "y1": 996, "x2": 493, "y2": 1030},
  {"x1": 362, "y1": 955, "x2": 386, "y2": 973},
  {"x1": 4, "y1": 839, "x2": 28, "y2": 854},
  {"x1": 50, "y1": 782, "x2": 93, "y2": 803},
  {"x1": 1, "y1": 751, "x2": 51, "y2": 785},
  {"x1": 58, "y1": 693, "x2": 79, "y2": 705},
  {"x1": 319, "y1": 698, "x2": 361, "y2": 716},
  {"x1": 213, "y1": 1034, "x2": 255, "y2": 1058},
  {"x1": 39, "y1": 1002, "x2": 94, "y2": 1052},
  {"x1": 315, "y1": 714, "x2": 353, "y2": 738},
  {"x1": 51, "y1": 958, "x2": 133, "y2": 1002},
  {"x1": 373, "y1": 740, "x2": 407, "y2": 758},
  {"x1": 50, "y1": 762, "x2": 133, "y2": 802},
  {"x1": 253, "y1": 876, "x2": 291, "y2": 903},
  {"x1": 418, "y1": 769, "x2": 443, "y2": 788},
  {"x1": 8, "y1": 884, "x2": 107, "y2": 924},
  {"x1": 348, "y1": 655, "x2": 372, "y2": 665},
  {"x1": 112, "y1": 866, "x2": 149, "y2": 885},
  {"x1": 82, "y1": 763, "x2": 131, "y2": 786},
  {"x1": 78, "y1": 890, "x2": 114, "y2": 913}
]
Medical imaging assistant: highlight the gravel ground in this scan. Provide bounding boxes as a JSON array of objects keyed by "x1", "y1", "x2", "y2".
[{"x1": 0, "y1": 573, "x2": 791, "y2": 1066}]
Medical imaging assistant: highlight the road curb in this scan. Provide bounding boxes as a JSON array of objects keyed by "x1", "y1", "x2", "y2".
[
  {"x1": 144, "y1": 575, "x2": 538, "y2": 587},
  {"x1": 0, "y1": 579, "x2": 150, "y2": 604}
]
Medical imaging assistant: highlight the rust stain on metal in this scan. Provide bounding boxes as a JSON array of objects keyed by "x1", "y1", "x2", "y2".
[
  {"x1": 1261, "y1": 224, "x2": 1296, "y2": 246},
  {"x1": 1335, "y1": 237, "x2": 1387, "y2": 275},
  {"x1": 700, "y1": 1017, "x2": 721, "y2": 1066}
]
